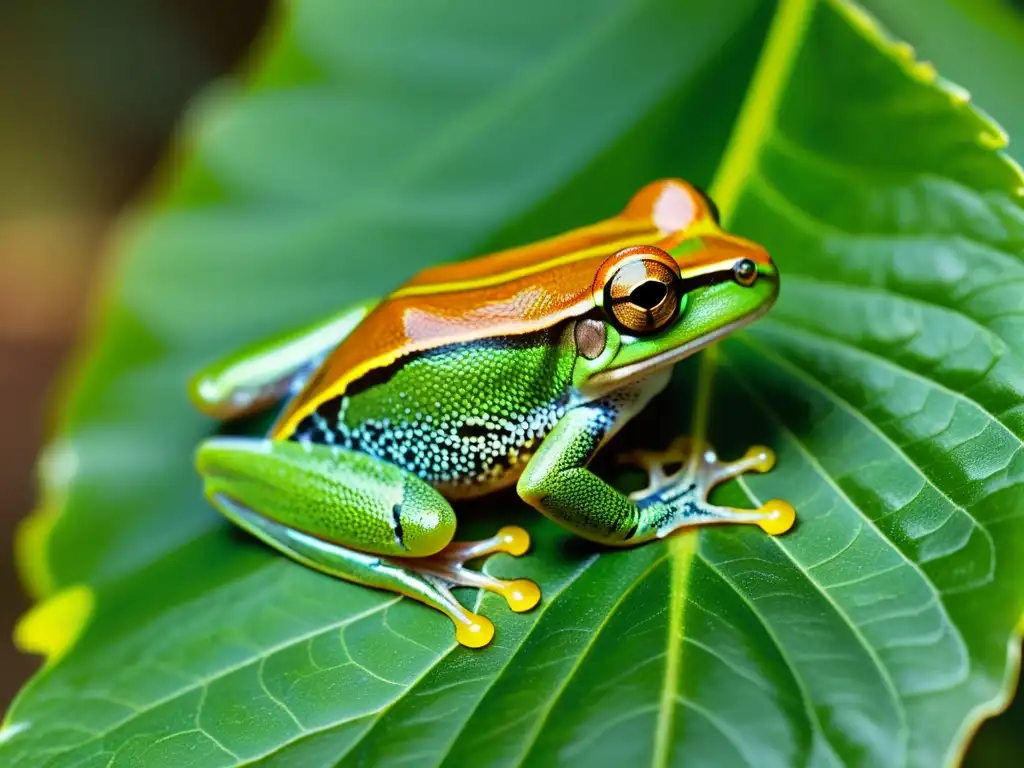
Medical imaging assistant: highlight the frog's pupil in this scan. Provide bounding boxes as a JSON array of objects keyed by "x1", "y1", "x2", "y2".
[{"x1": 631, "y1": 280, "x2": 667, "y2": 309}]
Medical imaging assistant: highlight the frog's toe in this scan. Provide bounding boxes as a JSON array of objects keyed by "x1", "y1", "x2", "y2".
[
  {"x1": 437, "y1": 525, "x2": 531, "y2": 561},
  {"x1": 501, "y1": 579, "x2": 542, "y2": 612},
  {"x1": 706, "y1": 445, "x2": 775, "y2": 485},
  {"x1": 755, "y1": 499, "x2": 796, "y2": 535},
  {"x1": 454, "y1": 612, "x2": 495, "y2": 649},
  {"x1": 618, "y1": 436, "x2": 696, "y2": 472},
  {"x1": 415, "y1": 555, "x2": 541, "y2": 614},
  {"x1": 644, "y1": 438, "x2": 781, "y2": 495},
  {"x1": 396, "y1": 525, "x2": 541, "y2": 646},
  {"x1": 746, "y1": 446, "x2": 776, "y2": 473},
  {"x1": 496, "y1": 526, "x2": 531, "y2": 557},
  {"x1": 656, "y1": 497, "x2": 797, "y2": 538}
]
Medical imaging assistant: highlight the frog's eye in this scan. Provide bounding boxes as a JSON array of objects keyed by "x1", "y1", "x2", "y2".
[
  {"x1": 603, "y1": 247, "x2": 681, "y2": 335},
  {"x1": 733, "y1": 258, "x2": 757, "y2": 286}
]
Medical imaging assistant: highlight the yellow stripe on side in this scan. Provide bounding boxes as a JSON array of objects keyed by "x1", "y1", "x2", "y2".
[
  {"x1": 273, "y1": 179, "x2": 734, "y2": 438},
  {"x1": 396, "y1": 218, "x2": 731, "y2": 299},
  {"x1": 394, "y1": 230, "x2": 658, "y2": 298}
]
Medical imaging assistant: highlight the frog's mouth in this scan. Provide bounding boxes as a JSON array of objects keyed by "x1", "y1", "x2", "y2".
[{"x1": 580, "y1": 298, "x2": 775, "y2": 398}]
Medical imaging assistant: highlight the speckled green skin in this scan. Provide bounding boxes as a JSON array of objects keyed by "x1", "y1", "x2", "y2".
[
  {"x1": 287, "y1": 324, "x2": 578, "y2": 499},
  {"x1": 195, "y1": 313, "x2": 637, "y2": 626},
  {"x1": 195, "y1": 297, "x2": 765, "y2": 556}
]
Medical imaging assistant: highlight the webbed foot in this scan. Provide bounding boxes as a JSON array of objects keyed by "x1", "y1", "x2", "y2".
[
  {"x1": 618, "y1": 437, "x2": 795, "y2": 536},
  {"x1": 200, "y1": 437, "x2": 540, "y2": 649},
  {"x1": 391, "y1": 526, "x2": 540, "y2": 648}
]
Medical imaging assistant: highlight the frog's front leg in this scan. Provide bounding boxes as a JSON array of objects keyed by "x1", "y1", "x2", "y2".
[
  {"x1": 518, "y1": 388, "x2": 795, "y2": 546},
  {"x1": 197, "y1": 437, "x2": 538, "y2": 647}
]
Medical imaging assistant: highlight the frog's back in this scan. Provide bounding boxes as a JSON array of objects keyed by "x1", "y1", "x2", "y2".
[{"x1": 272, "y1": 179, "x2": 700, "y2": 441}]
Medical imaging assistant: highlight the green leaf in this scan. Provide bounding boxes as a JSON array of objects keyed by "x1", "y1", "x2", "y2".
[
  {"x1": 819, "y1": 3, "x2": 1024, "y2": 764},
  {"x1": 858, "y1": 0, "x2": 1024, "y2": 164},
  {"x1": 4, "y1": 0, "x2": 1024, "y2": 766}
]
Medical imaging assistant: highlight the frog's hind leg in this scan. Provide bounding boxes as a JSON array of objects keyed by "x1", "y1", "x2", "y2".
[
  {"x1": 212, "y1": 494, "x2": 518, "y2": 648},
  {"x1": 619, "y1": 437, "x2": 795, "y2": 536},
  {"x1": 198, "y1": 437, "x2": 538, "y2": 648}
]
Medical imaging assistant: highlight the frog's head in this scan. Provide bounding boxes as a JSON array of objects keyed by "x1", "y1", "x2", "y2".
[{"x1": 574, "y1": 200, "x2": 778, "y2": 398}]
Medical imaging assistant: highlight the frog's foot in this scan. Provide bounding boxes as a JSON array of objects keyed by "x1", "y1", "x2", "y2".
[
  {"x1": 391, "y1": 526, "x2": 540, "y2": 648},
  {"x1": 618, "y1": 436, "x2": 699, "y2": 493},
  {"x1": 620, "y1": 437, "x2": 795, "y2": 536}
]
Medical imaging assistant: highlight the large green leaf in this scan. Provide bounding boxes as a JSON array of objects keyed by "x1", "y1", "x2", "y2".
[
  {"x1": 858, "y1": 0, "x2": 1024, "y2": 164},
  {"x1": 845, "y1": 3, "x2": 1024, "y2": 764},
  {"x1": 4, "y1": 0, "x2": 1024, "y2": 765}
]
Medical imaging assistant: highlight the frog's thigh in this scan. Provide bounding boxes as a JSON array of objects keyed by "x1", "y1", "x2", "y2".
[
  {"x1": 198, "y1": 436, "x2": 453, "y2": 557},
  {"x1": 197, "y1": 438, "x2": 537, "y2": 647}
]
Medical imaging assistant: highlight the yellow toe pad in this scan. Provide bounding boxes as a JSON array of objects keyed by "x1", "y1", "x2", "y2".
[
  {"x1": 496, "y1": 526, "x2": 530, "y2": 557},
  {"x1": 502, "y1": 579, "x2": 541, "y2": 612},
  {"x1": 757, "y1": 500, "x2": 796, "y2": 535},
  {"x1": 455, "y1": 613, "x2": 495, "y2": 648}
]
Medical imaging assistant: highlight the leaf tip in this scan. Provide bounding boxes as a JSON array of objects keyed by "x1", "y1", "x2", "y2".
[{"x1": 14, "y1": 585, "x2": 94, "y2": 667}]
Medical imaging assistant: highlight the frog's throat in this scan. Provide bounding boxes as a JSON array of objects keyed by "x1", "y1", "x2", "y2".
[{"x1": 579, "y1": 299, "x2": 775, "y2": 399}]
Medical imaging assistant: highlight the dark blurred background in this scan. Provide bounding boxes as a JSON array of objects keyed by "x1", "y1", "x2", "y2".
[{"x1": 0, "y1": 0, "x2": 269, "y2": 705}]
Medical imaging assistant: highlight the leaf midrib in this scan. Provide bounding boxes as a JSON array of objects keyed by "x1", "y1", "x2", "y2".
[
  {"x1": 253, "y1": 0, "x2": 816, "y2": 762},
  {"x1": 646, "y1": 0, "x2": 823, "y2": 764}
]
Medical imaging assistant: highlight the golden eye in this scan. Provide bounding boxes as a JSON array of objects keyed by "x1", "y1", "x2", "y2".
[
  {"x1": 603, "y1": 247, "x2": 681, "y2": 335},
  {"x1": 733, "y1": 258, "x2": 757, "y2": 286}
]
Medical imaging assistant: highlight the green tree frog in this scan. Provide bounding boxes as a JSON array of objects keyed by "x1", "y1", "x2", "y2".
[{"x1": 190, "y1": 179, "x2": 795, "y2": 648}]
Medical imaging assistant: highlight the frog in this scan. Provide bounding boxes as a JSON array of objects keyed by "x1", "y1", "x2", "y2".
[{"x1": 190, "y1": 179, "x2": 795, "y2": 648}]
